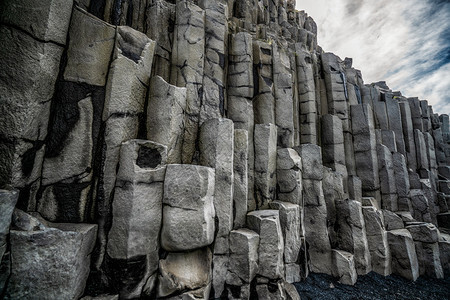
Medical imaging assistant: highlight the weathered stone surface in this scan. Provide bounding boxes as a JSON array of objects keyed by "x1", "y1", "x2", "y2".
[
  {"x1": 253, "y1": 41, "x2": 275, "y2": 125},
  {"x1": 270, "y1": 201, "x2": 301, "y2": 264},
  {"x1": 254, "y1": 124, "x2": 277, "y2": 209},
  {"x1": 200, "y1": 1, "x2": 228, "y2": 123},
  {"x1": 335, "y1": 199, "x2": 372, "y2": 275},
  {"x1": 414, "y1": 129, "x2": 429, "y2": 172},
  {"x1": 161, "y1": 165, "x2": 215, "y2": 251},
  {"x1": 0, "y1": 0, "x2": 73, "y2": 45},
  {"x1": 415, "y1": 242, "x2": 444, "y2": 279},
  {"x1": 0, "y1": 189, "x2": 18, "y2": 261},
  {"x1": 410, "y1": 189, "x2": 433, "y2": 223},
  {"x1": 247, "y1": 210, "x2": 284, "y2": 279},
  {"x1": 64, "y1": 7, "x2": 116, "y2": 86},
  {"x1": 199, "y1": 118, "x2": 234, "y2": 252},
  {"x1": 277, "y1": 148, "x2": 303, "y2": 205},
  {"x1": 295, "y1": 144, "x2": 323, "y2": 180},
  {"x1": 387, "y1": 229, "x2": 419, "y2": 281},
  {"x1": 227, "y1": 229, "x2": 259, "y2": 285},
  {"x1": 157, "y1": 248, "x2": 212, "y2": 298},
  {"x1": 147, "y1": 76, "x2": 186, "y2": 164},
  {"x1": 348, "y1": 176, "x2": 362, "y2": 202},
  {"x1": 6, "y1": 211, "x2": 97, "y2": 300},
  {"x1": 399, "y1": 101, "x2": 417, "y2": 171},
  {"x1": 382, "y1": 210, "x2": 404, "y2": 231},
  {"x1": 392, "y1": 152, "x2": 410, "y2": 198},
  {"x1": 105, "y1": 140, "x2": 166, "y2": 298},
  {"x1": 332, "y1": 250, "x2": 358, "y2": 285},
  {"x1": 406, "y1": 223, "x2": 439, "y2": 243},
  {"x1": 362, "y1": 207, "x2": 392, "y2": 276},
  {"x1": 170, "y1": 0, "x2": 205, "y2": 163},
  {"x1": 233, "y1": 129, "x2": 248, "y2": 229},
  {"x1": 81, "y1": 295, "x2": 119, "y2": 300}
]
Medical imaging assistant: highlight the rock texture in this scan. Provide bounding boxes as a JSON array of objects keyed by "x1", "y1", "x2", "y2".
[{"x1": 0, "y1": 0, "x2": 449, "y2": 299}]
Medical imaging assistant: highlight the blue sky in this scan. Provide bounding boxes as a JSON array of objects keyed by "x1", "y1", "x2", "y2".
[{"x1": 296, "y1": 0, "x2": 450, "y2": 115}]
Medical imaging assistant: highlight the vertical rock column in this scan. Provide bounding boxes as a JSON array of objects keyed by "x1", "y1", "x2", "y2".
[
  {"x1": 145, "y1": 0, "x2": 175, "y2": 81},
  {"x1": 277, "y1": 148, "x2": 303, "y2": 205},
  {"x1": 95, "y1": 25, "x2": 155, "y2": 274},
  {"x1": 273, "y1": 44, "x2": 295, "y2": 148},
  {"x1": 0, "y1": 0, "x2": 73, "y2": 206},
  {"x1": 199, "y1": 0, "x2": 228, "y2": 122},
  {"x1": 254, "y1": 124, "x2": 277, "y2": 209},
  {"x1": 106, "y1": 140, "x2": 167, "y2": 298},
  {"x1": 362, "y1": 206, "x2": 392, "y2": 276},
  {"x1": 233, "y1": 129, "x2": 248, "y2": 229},
  {"x1": 199, "y1": 118, "x2": 234, "y2": 298},
  {"x1": 147, "y1": 75, "x2": 187, "y2": 164},
  {"x1": 295, "y1": 46, "x2": 317, "y2": 144},
  {"x1": 377, "y1": 144, "x2": 398, "y2": 211},
  {"x1": 39, "y1": 7, "x2": 118, "y2": 225},
  {"x1": 170, "y1": 0, "x2": 205, "y2": 164},
  {"x1": 335, "y1": 199, "x2": 372, "y2": 275},
  {"x1": 351, "y1": 104, "x2": 381, "y2": 205},
  {"x1": 227, "y1": 32, "x2": 255, "y2": 210},
  {"x1": 159, "y1": 164, "x2": 215, "y2": 299},
  {"x1": 296, "y1": 144, "x2": 332, "y2": 274},
  {"x1": 253, "y1": 41, "x2": 275, "y2": 125},
  {"x1": 321, "y1": 114, "x2": 348, "y2": 184},
  {"x1": 399, "y1": 100, "x2": 418, "y2": 171}
]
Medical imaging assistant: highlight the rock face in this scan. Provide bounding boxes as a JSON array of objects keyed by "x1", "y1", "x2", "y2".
[{"x1": 0, "y1": 0, "x2": 449, "y2": 299}]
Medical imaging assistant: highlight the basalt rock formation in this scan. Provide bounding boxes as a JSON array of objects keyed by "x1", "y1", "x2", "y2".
[{"x1": 0, "y1": 0, "x2": 449, "y2": 299}]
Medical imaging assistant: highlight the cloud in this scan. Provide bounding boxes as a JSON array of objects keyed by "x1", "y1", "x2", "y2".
[{"x1": 296, "y1": 0, "x2": 450, "y2": 115}]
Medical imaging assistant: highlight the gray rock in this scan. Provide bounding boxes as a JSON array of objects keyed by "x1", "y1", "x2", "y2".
[
  {"x1": 406, "y1": 223, "x2": 439, "y2": 243},
  {"x1": 247, "y1": 210, "x2": 284, "y2": 279},
  {"x1": 270, "y1": 201, "x2": 302, "y2": 264},
  {"x1": 64, "y1": 7, "x2": 116, "y2": 86},
  {"x1": 147, "y1": 75, "x2": 187, "y2": 164},
  {"x1": 6, "y1": 211, "x2": 97, "y2": 300},
  {"x1": 410, "y1": 189, "x2": 432, "y2": 223},
  {"x1": 0, "y1": 0, "x2": 73, "y2": 45},
  {"x1": 362, "y1": 207, "x2": 392, "y2": 276},
  {"x1": 253, "y1": 41, "x2": 275, "y2": 125},
  {"x1": 42, "y1": 97, "x2": 93, "y2": 186},
  {"x1": 392, "y1": 152, "x2": 410, "y2": 198},
  {"x1": 335, "y1": 199, "x2": 372, "y2": 275},
  {"x1": 277, "y1": 148, "x2": 303, "y2": 205},
  {"x1": 200, "y1": 1, "x2": 228, "y2": 124},
  {"x1": 295, "y1": 144, "x2": 323, "y2": 180},
  {"x1": 227, "y1": 229, "x2": 259, "y2": 284},
  {"x1": 387, "y1": 229, "x2": 419, "y2": 281},
  {"x1": 382, "y1": 210, "x2": 404, "y2": 231},
  {"x1": 254, "y1": 124, "x2": 277, "y2": 209},
  {"x1": 170, "y1": 0, "x2": 205, "y2": 163},
  {"x1": 199, "y1": 118, "x2": 234, "y2": 252},
  {"x1": 348, "y1": 176, "x2": 362, "y2": 202},
  {"x1": 233, "y1": 129, "x2": 248, "y2": 229},
  {"x1": 414, "y1": 242, "x2": 444, "y2": 278},
  {"x1": 157, "y1": 248, "x2": 212, "y2": 298},
  {"x1": 161, "y1": 164, "x2": 215, "y2": 251},
  {"x1": 0, "y1": 189, "x2": 19, "y2": 260},
  {"x1": 81, "y1": 295, "x2": 119, "y2": 300},
  {"x1": 106, "y1": 140, "x2": 166, "y2": 298},
  {"x1": 332, "y1": 250, "x2": 358, "y2": 285},
  {"x1": 399, "y1": 101, "x2": 417, "y2": 171}
]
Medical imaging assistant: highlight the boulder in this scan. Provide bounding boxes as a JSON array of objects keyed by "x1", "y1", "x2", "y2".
[{"x1": 387, "y1": 229, "x2": 419, "y2": 281}]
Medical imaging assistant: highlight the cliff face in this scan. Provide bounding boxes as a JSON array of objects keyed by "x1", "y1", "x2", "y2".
[{"x1": 0, "y1": 0, "x2": 449, "y2": 299}]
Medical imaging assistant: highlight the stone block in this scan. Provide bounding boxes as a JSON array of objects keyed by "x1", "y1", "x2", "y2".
[
  {"x1": 348, "y1": 176, "x2": 362, "y2": 202},
  {"x1": 157, "y1": 248, "x2": 212, "y2": 298},
  {"x1": 270, "y1": 201, "x2": 302, "y2": 264},
  {"x1": 295, "y1": 144, "x2": 323, "y2": 180},
  {"x1": 233, "y1": 129, "x2": 248, "y2": 229},
  {"x1": 332, "y1": 250, "x2": 358, "y2": 285},
  {"x1": 199, "y1": 118, "x2": 234, "y2": 250},
  {"x1": 227, "y1": 229, "x2": 259, "y2": 284},
  {"x1": 387, "y1": 229, "x2": 419, "y2": 281},
  {"x1": 7, "y1": 211, "x2": 97, "y2": 299},
  {"x1": 64, "y1": 7, "x2": 116, "y2": 86},
  {"x1": 254, "y1": 124, "x2": 277, "y2": 209},
  {"x1": 246, "y1": 210, "x2": 284, "y2": 279},
  {"x1": 414, "y1": 242, "x2": 444, "y2": 279},
  {"x1": 161, "y1": 165, "x2": 215, "y2": 251},
  {"x1": 406, "y1": 223, "x2": 439, "y2": 243},
  {"x1": 147, "y1": 76, "x2": 187, "y2": 164},
  {"x1": 0, "y1": 189, "x2": 19, "y2": 260}
]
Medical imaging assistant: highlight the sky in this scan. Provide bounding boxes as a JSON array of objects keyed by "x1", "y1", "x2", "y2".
[{"x1": 296, "y1": 0, "x2": 450, "y2": 115}]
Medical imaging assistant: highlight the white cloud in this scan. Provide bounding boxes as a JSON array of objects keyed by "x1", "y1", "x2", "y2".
[{"x1": 296, "y1": 0, "x2": 450, "y2": 115}]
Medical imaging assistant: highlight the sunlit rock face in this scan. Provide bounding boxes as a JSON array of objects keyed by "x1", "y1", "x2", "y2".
[{"x1": 0, "y1": 0, "x2": 449, "y2": 299}]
